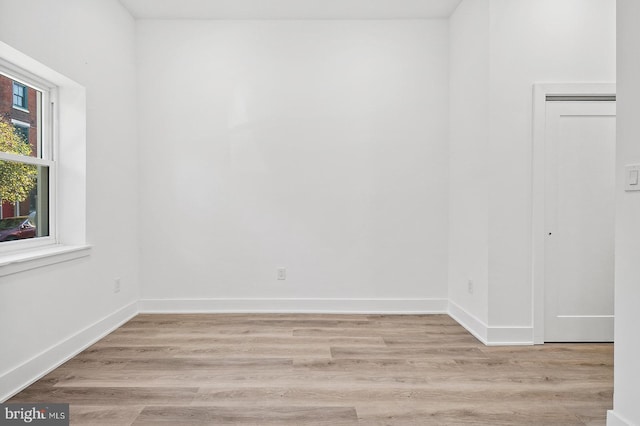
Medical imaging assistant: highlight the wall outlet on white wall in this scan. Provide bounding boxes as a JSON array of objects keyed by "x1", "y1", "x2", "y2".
[
  {"x1": 277, "y1": 268, "x2": 286, "y2": 280},
  {"x1": 624, "y1": 164, "x2": 640, "y2": 191},
  {"x1": 467, "y1": 279, "x2": 474, "y2": 294},
  {"x1": 114, "y1": 278, "x2": 121, "y2": 293}
]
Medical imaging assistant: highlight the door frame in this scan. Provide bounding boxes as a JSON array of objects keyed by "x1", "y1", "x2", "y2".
[{"x1": 531, "y1": 83, "x2": 616, "y2": 344}]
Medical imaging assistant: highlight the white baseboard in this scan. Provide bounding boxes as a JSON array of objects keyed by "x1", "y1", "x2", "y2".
[
  {"x1": 138, "y1": 298, "x2": 449, "y2": 314},
  {"x1": 486, "y1": 325, "x2": 534, "y2": 345},
  {"x1": 0, "y1": 301, "x2": 138, "y2": 402},
  {"x1": 448, "y1": 301, "x2": 533, "y2": 346},
  {"x1": 447, "y1": 300, "x2": 488, "y2": 344},
  {"x1": 607, "y1": 410, "x2": 634, "y2": 426}
]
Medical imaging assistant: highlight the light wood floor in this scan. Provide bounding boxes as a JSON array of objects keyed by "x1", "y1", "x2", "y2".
[{"x1": 9, "y1": 314, "x2": 612, "y2": 425}]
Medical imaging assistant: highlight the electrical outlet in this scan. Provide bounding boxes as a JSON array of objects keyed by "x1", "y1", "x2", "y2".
[
  {"x1": 277, "y1": 268, "x2": 286, "y2": 280},
  {"x1": 467, "y1": 279, "x2": 474, "y2": 294},
  {"x1": 114, "y1": 277, "x2": 121, "y2": 293}
]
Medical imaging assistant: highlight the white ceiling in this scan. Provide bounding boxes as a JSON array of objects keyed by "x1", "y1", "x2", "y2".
[{"x1": 118, "y1": 0, "x2": 463, "y2": 20}]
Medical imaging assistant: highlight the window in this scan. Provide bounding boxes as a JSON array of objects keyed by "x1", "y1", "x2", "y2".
[
  {"x1": 12, "y1": 120, "x2": 30, "y2": 144},
  {"x1": 12, "y1": 81, "x2": 27, "y2": 110},
  {"x1": 1, "y1": 71, "x2": 51, "y2": 246},
  {"x1": 0, "y1": 40, "x2": 88, "y2": 274}
]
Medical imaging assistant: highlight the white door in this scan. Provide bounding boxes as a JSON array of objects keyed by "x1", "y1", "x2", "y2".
[{"x1": 544, "y1": 100, "x2": 616, "y2": 342}]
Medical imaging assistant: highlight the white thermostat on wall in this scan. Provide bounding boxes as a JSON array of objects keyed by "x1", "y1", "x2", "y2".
[{"x1": 624, "y1": 165, "x2": 640, "y2": 191}]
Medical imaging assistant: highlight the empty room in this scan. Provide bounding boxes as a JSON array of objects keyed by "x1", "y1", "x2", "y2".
[{"x1": 0, "y1": 0, "x2": 638, "y2": 425}]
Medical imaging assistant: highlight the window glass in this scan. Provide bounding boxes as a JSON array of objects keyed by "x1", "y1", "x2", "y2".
[
  {"x1": 2, "y1": 77, "x2": 41, "y2": 158},
  {"x1": 12, "y1": 82, "x2": 27, "y2": 109},
  {"x1": 13, "y1": 124, "x2": 29, "y2": 144},
  {"x1": 0, "y1": 161, "x2": 49, "y2": 242},
  {"x1": 1, "y1": 71, "x2": 50, "y2": 244}
]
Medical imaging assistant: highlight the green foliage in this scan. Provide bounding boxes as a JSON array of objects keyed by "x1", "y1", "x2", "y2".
[{"x1": 0, "y1": 119, "x2": 37, "y2": 203}]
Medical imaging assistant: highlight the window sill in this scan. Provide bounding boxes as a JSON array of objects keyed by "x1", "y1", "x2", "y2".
[
  {"x1": 12, "y1": 105, "x2": 29, "y2": 113},
  {"x1": 0, "y1": 244, "x2": 91, "y2": 277}
]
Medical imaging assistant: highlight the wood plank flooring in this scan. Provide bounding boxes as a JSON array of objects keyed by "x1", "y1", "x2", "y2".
[{"x1": 8, "y1": 314, "x2": 613, "y2": 425}]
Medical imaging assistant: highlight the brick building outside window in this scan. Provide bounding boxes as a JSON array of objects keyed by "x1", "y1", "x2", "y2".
[{"x1": 0, "y1": 73, "x2": 39, "y2": 219}]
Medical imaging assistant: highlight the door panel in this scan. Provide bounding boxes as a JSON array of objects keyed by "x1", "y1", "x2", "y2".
[{"x1": 544, "y1": 101, "x2": 615, "y2": 342}]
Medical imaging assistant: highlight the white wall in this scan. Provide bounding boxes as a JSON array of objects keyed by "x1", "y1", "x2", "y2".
[
  {"x1": 610, "y1": 1, "x2": 640, "y2": 424},
  {"x1": 449, "y1": 0, "x2": 615, "y2": 342},
  {"x1": 448, "y1": 0, "x2": 490, "y2": 325},
  {"x1": 0, "y1": 0, "x2": 139, "y2": 399},
  {"x1": 486, "y1": 0, "x2": 616, "y2": 329},
  {"x1": 137, "y1": 20, "x2": 450, "y2": 311}
]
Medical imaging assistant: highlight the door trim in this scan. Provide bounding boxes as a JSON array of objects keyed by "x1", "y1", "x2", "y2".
[{"x1": 531, "y1": 83, "x2": 616, "y2": 344}]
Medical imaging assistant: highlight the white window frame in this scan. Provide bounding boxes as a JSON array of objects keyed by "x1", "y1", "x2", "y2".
[
  {"x1": 0, "y1": 66, "x2": 57, "y2": 253},
  {"x1": 0, "y1": 41, "x2": 90, "y2": 276}
]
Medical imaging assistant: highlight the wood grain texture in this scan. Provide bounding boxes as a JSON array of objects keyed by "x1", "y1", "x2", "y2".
[{"x1": 8, "y1": 314, "x2": 612, "y2": 425}]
